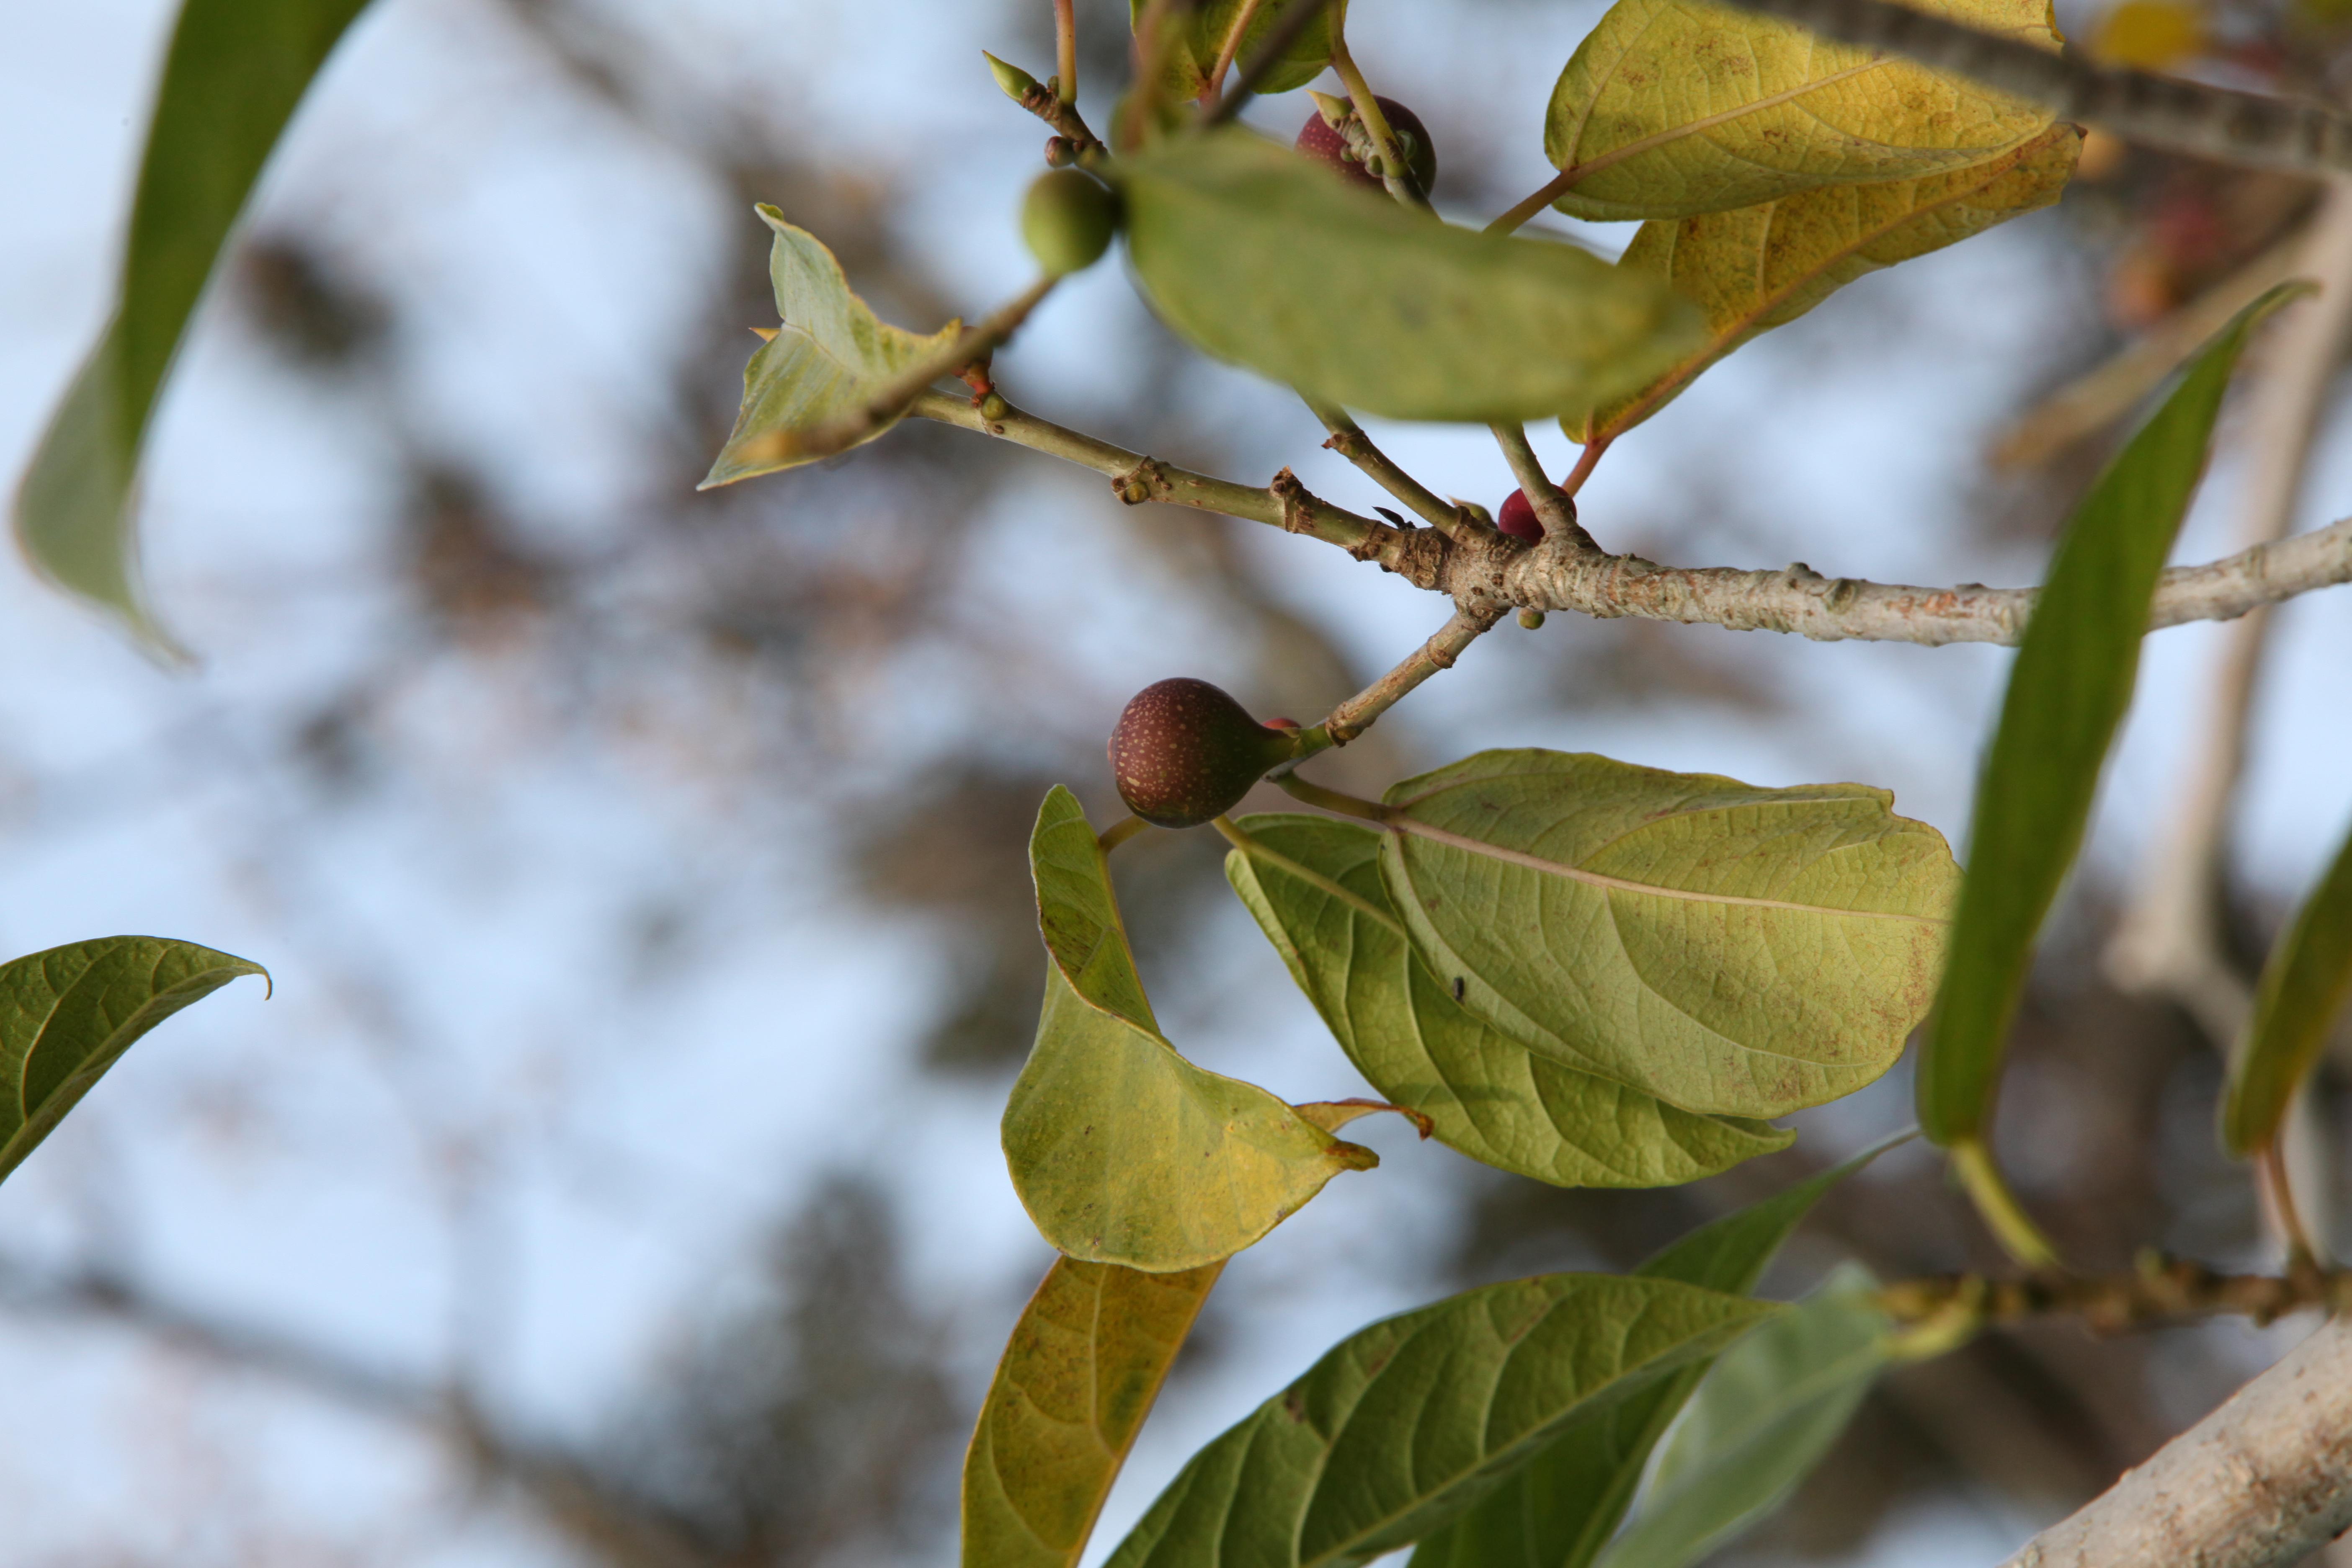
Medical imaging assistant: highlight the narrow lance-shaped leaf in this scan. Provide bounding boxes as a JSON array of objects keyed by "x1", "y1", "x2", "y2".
[
  {"x1": 1131, "y1": 0, "x2": 1335, "y2": 98},
  {"x1": 962, "y1": 1256, "x2": 1222, "y2": 1568},
  {"x1": 1413, "y1": 1136, "x2": 1907, "y2": 1568},
  {"x1": 1595, "y1": 1264, "x2": 1892, "y2": 1568},
  {"x1": 1372, "y1": 750, "x2": 1958, "y2": 1119},
  {"x1": 1543, "y1": 0, "x2": 2061, "y2": 222},
  {"x1": 2223, "y1": 810, "x2": 2352, "y2": 1158},
  {"x1": 14, "y1": 0, "x2": 377, "y2": 650},
  {"x1": 1108, "y1": 132, "x2": 1704, "y2": 424},
  {"x1": 1102, "y1": 1273, "x2": 1776, "y2": 1568},
  {"x1": 1574, "y1": 126, "x2": 2081, "y2": 446},
  {"x1": 1918, "y1": 286, "x2": 2308, "y2": 1147},
  {"x1": 1, "y1": 936, "x2": 269, "y2": 1183},
  {"x1": 701, "y1": 209, "x2": 962, "y2": 490},
  {"x1": 1001, "y1": 788, "x2": 1375, "y2": 1272},
  {"x1": 1224, "y1": 812, "x2": 1793, "y2": 1188}
]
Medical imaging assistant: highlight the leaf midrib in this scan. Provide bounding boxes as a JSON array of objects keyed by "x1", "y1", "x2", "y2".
[{"x1": 1389, "y1": 815, "x2": 1946, "y2": 926}]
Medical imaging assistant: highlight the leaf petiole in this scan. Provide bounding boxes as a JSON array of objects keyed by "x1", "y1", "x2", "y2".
[{"x1": 1949, "y1": 1138, "x2": 2061, "y2": 1270}]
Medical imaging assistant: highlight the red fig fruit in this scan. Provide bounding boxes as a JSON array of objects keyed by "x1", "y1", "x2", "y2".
[
  {"x1": 1497, "y1": 488, "x2": 1563, "y2": 542},
  {"x1": 1109, "y1": 678, "x2": 1302, "y2": 828},
  {"x1": 1295, "y1": 94, "x2": 1438, "y2": 194}
]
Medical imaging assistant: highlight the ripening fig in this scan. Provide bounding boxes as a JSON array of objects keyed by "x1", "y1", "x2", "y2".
[
  {"x1": 1497, "y1": 487, "x2": 1573, "y2": 542},
  {"x1": 1109, "y1": 678, "x2": 1302, "y2": 828},
  {"x1": 1021, "y1": 169, "x2": 1119, "y2": 278},
  {"x1": 1295, "y1": 93, "x2": 1438, "y2": 194}
]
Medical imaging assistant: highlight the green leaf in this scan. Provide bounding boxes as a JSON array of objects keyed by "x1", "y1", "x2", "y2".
[
  {"x1": 1372, "y1": 750, "x2": 1958, "y2": 1119},
  {"x1": 1413, "y1": 1137, "x2": 1906, "y2": 1568},
  {"x1": 1130, "y1": 0, "x2": 1336, "y2": 98},
  {"x1": 699, "y1": 209, "x2": 962, "y2": 490},
  {"x1": 1108, "y1": 132, "x2": 1704, "y2": 424},
  {"x1": 1576, "y1": 125, "x2": 2080, "y2": 445},
  {"x1": 1224, "y1": 812, "x2": 1792, "y2": 1187},
  {"x1": 2223, "y1": 812, "x2": 2352, "y2": 1158},
  {"x1": 1595, "y1": 1264, "x2": 1891, "y2": 1568},
  {"x1": 1101, "y1": 1273, "x2": 1776, "y2": 1568},
  {"x1": 1543, "y1": 0, "x2": 2060, "y2": 222},
  {"x1": 1917, "y1": 286, "x2": 2306, "y2": 1147},
  {"x1": 1002, "y1": 788, "x2": 1375, "y2": 1272},
  {"x1": 14, "y1": 0, "x2": 376, "y2": 650},
  {"x1": 1, "y1": 936, "x2": 268, "y2": 1184},
  {"x1": 963, "y1": 1255, "x2": 1223, "y2": 1568}
]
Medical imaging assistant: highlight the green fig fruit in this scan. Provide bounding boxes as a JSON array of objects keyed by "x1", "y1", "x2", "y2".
[
  {"x1": 1109, "y1": 678, "x2": 1301, "y2": 828},
  {"x1": 1021, "y1": 169, "x2": 1119, "y2": 278}
]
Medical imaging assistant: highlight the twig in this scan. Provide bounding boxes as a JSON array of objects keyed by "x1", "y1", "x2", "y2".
[
  {"x1": 1326, "y1": 29, "x2": 1427, "y2": 206},
  {"x1": 994, "y1": 54, "x2": 1105, "y2": 155},
  {"x1": 1310, "y1": 402, "x2": 1468, "y2": 534},
  {"x1": 744, "y1": 278, "x2": 1056, "y2": 467},
  {"x1": 1879, "y1": 1255, "x2": 2348, "y2": 1333},
  {"x1": 1707, "y1": 0, "x2": 2352, "y2": 178},
  {"x1": 1991, "y1": 1310, "x2": 2352, "y2": 1568},
  {"x1": 1488, "y1": 423, "x2": 1598, "y2": 547},
  {"x1": 915, "y1": 388, "x2": 2352, "y2": 644},
  {"x1": 1294, "y1": 606, "x2": 1504, "y2": 756},
  {"x1": 1992, "y1": 229, "x2": 2312, "y2": 470},
  {"x1": 1054, "y1": 0, "x2": 1078, "y2": 108},
  {"x1": 1203, "y1": 0, "x2": 1267, "y2": 100},
  {"x1": 1207, "y1": 0, "x2": 1339, "y2": 124}
]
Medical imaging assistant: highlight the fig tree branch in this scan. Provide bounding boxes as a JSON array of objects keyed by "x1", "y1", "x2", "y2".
[
  {"x1": 1310, "y1": 402, "x2": 1472, "y2": 535},
  {"x1": 1879, "y1": 1256, "x2": 2351, "y2": 1334},
  {"x1": 1293, "y1": 604, "x2": 1504, "y2": 756},
  {"x1": 1707, "y1": 0, "x2": 2352, "y2": 179},
  {"x1": 910, "y1": 389, "x2": 2352, "y2": 645},
  {"x1": 1991, "y1": 1310, "x2": 2352, "y2": 1568}
]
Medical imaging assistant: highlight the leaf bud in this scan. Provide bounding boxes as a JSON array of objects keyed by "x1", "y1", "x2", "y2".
[
  {"x1": 1022, "y1": 168, "x2": 1120, "y2": 278},
  {"x1": 985, "y1": 51, "x2": 1042, "y2": 104},
  {"x1": 1109, "y1": 678, "x2": 1304, "y2": 828}
]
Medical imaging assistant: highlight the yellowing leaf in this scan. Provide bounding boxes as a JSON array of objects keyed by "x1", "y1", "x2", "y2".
[
  {"x1": 2093, "y1": 0, "x2": 2204, "y2": 67},
  {"x1": 1576, "y1": 124, "x2": 2080, "y2": 444},
  {"x1": 15, "y1": 0, "x2": 376, "y2": 651},
  {"x1": 1375, "y1": 751, "x2": 1959, "y2": 1120},
  {"x1": 701, "y1": 209, "x2": 960, "y2": 489},
  {"x1": 1131, "y1": 0, "x2": 1335, "y2": 98},
  {"x1": 1110, "y1": 132, "x2": 1704, "y2": 423},
  {"x1": 1225, "y1": 814, "x2": 1792, "y2": 1187},
  {"x1": 1543, "y1": 0, "x2": 2062, "y2": 222},
  {"x1": 1002, "y1": 788, "x2": 1375, "y2": 1272},
  {"x1": 962, "y1": 1256, "x2": 1223, "y2": 1568},
  {"x1": 2, "y1": 936, "x2": 268, "y2": 1184}
]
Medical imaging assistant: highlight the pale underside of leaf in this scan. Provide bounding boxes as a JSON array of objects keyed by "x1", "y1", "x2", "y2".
[
  {"x1": 1001, "y1": 789, "x2": 1373, "y2": 1272},
  {"x1": 701, "y1": 208, "x2": 960, "y2": 489},
  {"x1": 962, "y1": 1255, "x2": 1222, "y2": 1568},
  {"x1": 1225, "y1": 814, "x2": 1791, "y2": 1187},
  {"x1": 1575, "y1": 124, "x2": 2080, "y2": 444},
  {"x1": 1103, "y1": 1274, "x2": 1776, "y2": 1568},
  {"x1": 1544, "y1": 0, "x2": 2061, "y2": 222},
  {"x1": 1596, "y1": 1264, "x2": 1890, "y2": 1568},
  {"x1": 0, "y1": 936, "x2": 268, "y2": 1183},
  {"x1": 1376, "y1": 750, "x2": 1957, "y2": 1119},
  {"x1": 1111, "y1": 132, "x2": 1704, "y2": 424}
]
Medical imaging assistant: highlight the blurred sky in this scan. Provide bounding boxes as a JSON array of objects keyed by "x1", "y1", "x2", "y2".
[{"x1": 3, "y1": 1, "x2": 2351, "y2": 1564}]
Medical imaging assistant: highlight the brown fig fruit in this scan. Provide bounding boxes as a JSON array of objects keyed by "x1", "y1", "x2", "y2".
[
  {"x1": 1295, "y1": 94, "x2": 1438, "y2": 195},
  {"x1": 1109, "y1": 678, "x2": 1302, "y2": 828}
]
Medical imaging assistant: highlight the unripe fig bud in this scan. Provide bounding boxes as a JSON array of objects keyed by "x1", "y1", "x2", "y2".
[
  {"x1": 1022, "y1": 169, "x2": 1119, "y2": 278},
  {"x1": 1109, "y1": 678, "x2": 1302, "y2": 828},
  {"x1": 1296, "y1": 93, "x2": 1438, "y2": 194}
]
